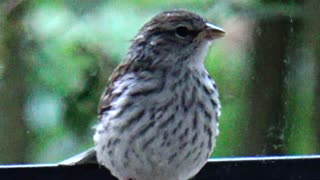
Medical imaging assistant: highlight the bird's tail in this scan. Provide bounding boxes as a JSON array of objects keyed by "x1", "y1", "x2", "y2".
[{"x1": 59, "y1": 147, "x2": 97, "y2": 166}]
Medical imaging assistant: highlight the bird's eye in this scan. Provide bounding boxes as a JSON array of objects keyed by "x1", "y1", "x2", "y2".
[{"x1": 175, "y1": 26, "x2": 190, "y2": 38}]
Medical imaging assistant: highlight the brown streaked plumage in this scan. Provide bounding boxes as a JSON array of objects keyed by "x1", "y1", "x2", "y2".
[{"x1": 94, "y1": 10, "x2": 225, "y2": 180}]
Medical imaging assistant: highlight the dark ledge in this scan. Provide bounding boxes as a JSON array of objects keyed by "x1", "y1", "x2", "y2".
[{"x1": 1, "y1": 155, "x2": 320, "y2": 180}]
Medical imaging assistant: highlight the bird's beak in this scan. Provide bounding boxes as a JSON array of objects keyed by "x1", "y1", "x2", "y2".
[{"x1": 202, "y1": 22, "x2": 225, "y2": 40}]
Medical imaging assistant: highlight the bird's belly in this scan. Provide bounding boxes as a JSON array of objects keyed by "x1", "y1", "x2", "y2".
[
  {"x1": 95, "y1": 74, "x2": 220, "y2": 179},
  {"x1": 95, "y1": 105, "x2": 218, "y2": 180}
]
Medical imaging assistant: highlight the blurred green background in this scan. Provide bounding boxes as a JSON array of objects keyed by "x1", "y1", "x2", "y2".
[{"x1": 0, "y1": 0, "x2": 319, "y2": 164}]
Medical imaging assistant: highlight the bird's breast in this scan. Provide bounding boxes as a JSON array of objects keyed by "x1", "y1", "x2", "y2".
[{"x1": 95, "y1": 68, "x2": 220, "y2": 179}]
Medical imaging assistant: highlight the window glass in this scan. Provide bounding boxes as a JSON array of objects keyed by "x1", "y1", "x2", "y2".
[{"x1": 0, "y1": 0, "x2": 318, "y2": 164}]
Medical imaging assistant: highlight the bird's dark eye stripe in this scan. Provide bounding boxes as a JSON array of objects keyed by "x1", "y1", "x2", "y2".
[
  {"x1": 149, "y1": 29, "x2": 200, "y2": 38},
  {"x1": 170, "y1": 29, "x2": 199, "y2": 37}
]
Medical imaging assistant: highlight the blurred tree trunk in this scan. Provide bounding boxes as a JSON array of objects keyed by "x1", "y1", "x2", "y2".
[
  {"x1": 247, "y1": 0, "x2": 303, "y2": 155},
  {"x1": 305, "y1": 0, "x2": 320, "y2": 150},
  {"x1": 0, "y1": 1, "x2": 28, "y2": 163},
  {"x1": 248, "y1": 16, "x2": 289, "y2": 155}
]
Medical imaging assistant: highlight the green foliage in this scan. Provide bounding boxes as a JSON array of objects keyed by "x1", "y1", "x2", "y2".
[{"x1": 0, "y1": 0, "x2": 318, "y2": 163}]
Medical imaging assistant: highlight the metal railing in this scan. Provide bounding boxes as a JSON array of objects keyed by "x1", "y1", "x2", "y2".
[{"x1": 1, "y1": 155, "x2": 320, "y2": 179}]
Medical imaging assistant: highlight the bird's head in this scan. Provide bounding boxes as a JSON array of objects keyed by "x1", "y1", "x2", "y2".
[{"x1": 127, "y1": 10, "x2": 225, "y2": 69}]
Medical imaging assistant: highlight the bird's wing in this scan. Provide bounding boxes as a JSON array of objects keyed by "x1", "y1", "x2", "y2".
[{"x1": 98, "y1": 62, "x2": 131, "y2": 117}]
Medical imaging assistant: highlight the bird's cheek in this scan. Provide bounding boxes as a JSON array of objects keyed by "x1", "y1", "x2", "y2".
[{"x1": 194, "y1": 31, "x2": 212, "y2": 42}]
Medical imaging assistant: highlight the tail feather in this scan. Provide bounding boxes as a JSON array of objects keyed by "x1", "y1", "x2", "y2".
[{"x1": 59, "y1": 147, "x2": 97, "y2": 166}]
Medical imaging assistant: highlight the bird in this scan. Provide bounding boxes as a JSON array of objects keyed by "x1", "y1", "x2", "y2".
[{"x1": 93, "y1": 10, "x2": 225, "y2": 180}]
